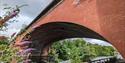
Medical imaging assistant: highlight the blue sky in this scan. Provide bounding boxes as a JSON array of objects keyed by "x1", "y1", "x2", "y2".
[{"x1": 0, "y1": 0, "x2": 112, "y2": 46}]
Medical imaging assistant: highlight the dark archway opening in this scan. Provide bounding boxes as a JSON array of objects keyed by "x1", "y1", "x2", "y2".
[{"x1": 29, "y1": 22, "x2": 111, "y2": 62}]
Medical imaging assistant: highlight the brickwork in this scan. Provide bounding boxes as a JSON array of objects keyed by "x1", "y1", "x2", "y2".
[{"x1": 14, "y1": 0, "x2": 125, "y2": 61}]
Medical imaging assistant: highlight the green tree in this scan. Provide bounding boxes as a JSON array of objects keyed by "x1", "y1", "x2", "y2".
[{"x1": 49, "y1": 38, "x2": 116, "y2": 63}]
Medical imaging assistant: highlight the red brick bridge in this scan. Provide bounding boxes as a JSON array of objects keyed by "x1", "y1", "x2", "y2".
[{"x1": 14, "y1": 0, "x2": 125, "y2": 62}]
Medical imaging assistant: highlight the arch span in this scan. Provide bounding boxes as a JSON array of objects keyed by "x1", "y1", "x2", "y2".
[
  {"x1": 29, "y1": 22, "x2": 113, "y2": 62},
  {"x1": 30, "y1": 22, "x2": 108, "y2": 42}
]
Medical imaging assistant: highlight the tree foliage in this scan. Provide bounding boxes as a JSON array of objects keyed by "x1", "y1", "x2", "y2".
[
  {"x1": 49, "y1": 38, "x2": 116, "y2": 63},
  {"x1": 0, "y1": 40, "x2": 23, "y2": 63}
]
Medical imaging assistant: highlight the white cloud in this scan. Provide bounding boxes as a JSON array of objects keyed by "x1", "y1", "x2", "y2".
[
  {"x1": 0, "y1": 28, "x2": 20, "y2": 37},
  {"x1": 7, "y1": 14, "x2": 32, "y2": 29}
]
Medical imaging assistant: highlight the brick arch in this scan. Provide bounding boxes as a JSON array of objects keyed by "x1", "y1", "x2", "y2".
[
  {"x1": 29, "y1": 22, "x2": 113, "y2": 62},
  {"x1": 13, "y1": 0, "x2": 125, "y2": 62}
]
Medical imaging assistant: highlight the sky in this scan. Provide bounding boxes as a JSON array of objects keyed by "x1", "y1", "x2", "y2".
[
  {"x1": 0, "y1": 0, "x2": 112, "y2": 46},
  {"x1": 0, "y1": 0, "x2": 53, "y2": 37}
]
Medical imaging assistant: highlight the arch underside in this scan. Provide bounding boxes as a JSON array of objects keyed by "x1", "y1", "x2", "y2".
[
  {"x1": 28, "y1": 22, "x2": 108, "y2": 61},
  {"x1": 30, "y1": 22, "x2": 108, "y2": 46}
]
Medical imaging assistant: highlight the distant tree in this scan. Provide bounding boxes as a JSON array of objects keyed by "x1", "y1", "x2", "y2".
[{"x1": 49, "y1": 38, "x2": 116, "y2": 63}]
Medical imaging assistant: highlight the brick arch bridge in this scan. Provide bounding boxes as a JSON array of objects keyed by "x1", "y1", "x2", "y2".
[{"x1": 14, "y1": 0, "x2": 125, "y2": 62}]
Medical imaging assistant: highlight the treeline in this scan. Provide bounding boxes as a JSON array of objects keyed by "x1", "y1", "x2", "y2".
[{"x1": 49, "y1": 38, "x2": 116, "y2": 63}]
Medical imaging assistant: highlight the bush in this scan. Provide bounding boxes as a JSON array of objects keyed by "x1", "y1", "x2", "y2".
[{"x1": 0, "y1": 40, "x2": 23, "y2": 63}]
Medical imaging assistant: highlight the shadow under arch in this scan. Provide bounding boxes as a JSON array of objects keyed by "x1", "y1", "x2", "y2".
[
  {"x1": 30, "y1": 22, "x2": 108, "y2": 42},
  {"x1": 29, "y1": 22, "x2": 110, "y2": 62}
]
